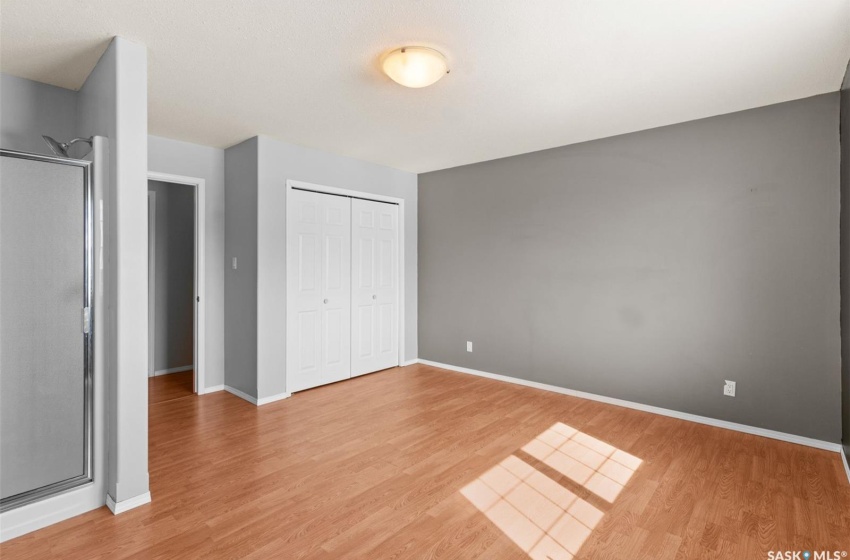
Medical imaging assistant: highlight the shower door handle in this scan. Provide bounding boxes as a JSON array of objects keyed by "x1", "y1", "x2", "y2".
[{"x1": 81, "y1": 307, "x2": 91, "y2": 334}]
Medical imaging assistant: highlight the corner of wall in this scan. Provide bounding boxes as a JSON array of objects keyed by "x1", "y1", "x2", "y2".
[{"x1": 223, "y1": 137, "x2": 260, "y2": 398}]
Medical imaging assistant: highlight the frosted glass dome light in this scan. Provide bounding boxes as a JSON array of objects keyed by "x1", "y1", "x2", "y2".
[{"x1": 381, "y1": 46, "x2": 449, "y2": 88}]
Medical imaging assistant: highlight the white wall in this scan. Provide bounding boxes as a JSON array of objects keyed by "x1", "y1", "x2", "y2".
[
  {"x1": 256, "y1": 135, "x2": 418, "y2": 399},
  {"x1": 148, "y1": 135, "x2": 226, "y2": 389}
]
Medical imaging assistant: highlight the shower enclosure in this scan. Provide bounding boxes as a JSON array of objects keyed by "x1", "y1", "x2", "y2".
[{"x1": 0, "y1": 148, "x2": 95, "y2": 511}]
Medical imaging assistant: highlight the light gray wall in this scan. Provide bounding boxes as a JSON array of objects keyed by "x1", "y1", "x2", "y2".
[
  {"x1": 149, "y1": 180, "x2": 194, "y2": 372},
  {"x1": 420, "y1": 93, "x2": 841, "y2": 443},
  {"x1": 76, "y1": 36, "x2": 150, "y2": 503},
  {"x1": 224, "y1": 138, "x2": 259, "y2": 397},
  {"x1": 223, "y1": 135, "x2": 417, "y2": 400},
  {"x1": 256, "y1": 135, "x2": 418, "y2": 399},
  {"x1": 148, "y1": 135, "x2": 225, "y2": 389},
  {"x1": 840, "y1": 60, "x2": 850, "y2": 458},
  {"x1": 0, "y1": 73, "x2": 77, "y2": 155}
]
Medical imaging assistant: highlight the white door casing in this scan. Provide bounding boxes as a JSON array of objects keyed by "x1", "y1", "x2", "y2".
[
  {"x1": 286, "y1": 189, "x2": 352, "y2": 392},
  {"x1": 147, "y1": 171, "x2": 206, "y2": 395},
  {"x1": 351, "y1": 198, "x2": 399, "y2": 377},
  {"x1": 147, "y1": 191, "x2": 156, "y2": 378}
]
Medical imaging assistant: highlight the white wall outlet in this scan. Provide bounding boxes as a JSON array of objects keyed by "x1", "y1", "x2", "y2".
[
  {"x1": 723, "y1": 380, "x2": 736, "y2": 397},
  {"x1": 466, "y1": 341, "x2": 473, "y2": 352},
  {"x1": 232, "y1": 257, "x2": 238, "y2": 270}
]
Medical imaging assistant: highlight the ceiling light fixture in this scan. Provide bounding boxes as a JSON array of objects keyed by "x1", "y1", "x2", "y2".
[{"x1": 381, "y1": 46, "x2": 449, "y2": 88}]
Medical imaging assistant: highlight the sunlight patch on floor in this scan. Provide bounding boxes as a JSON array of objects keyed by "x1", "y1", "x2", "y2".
[
  {"x1": 521, "y1": 422, "x2": 641, "y2": 502},
  {"x1": 460, "y1": 423, "x2": 642, "y2": 559}
]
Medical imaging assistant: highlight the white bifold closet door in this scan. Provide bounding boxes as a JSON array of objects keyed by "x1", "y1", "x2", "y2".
[
  {"x1": 350, "y1": 198, "x2": 399, "y2": 377},
  {"x1": 286, "y1": 189, "x2": 351, "y2": 393}
]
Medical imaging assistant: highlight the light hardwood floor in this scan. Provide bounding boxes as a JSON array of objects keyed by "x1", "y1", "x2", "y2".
[
  {"x1": 149, "y1": 370, "x2": 195, "y2": 405},
  {"x1": 2, "y1": 363, "x2": 849, "y2": 559}
]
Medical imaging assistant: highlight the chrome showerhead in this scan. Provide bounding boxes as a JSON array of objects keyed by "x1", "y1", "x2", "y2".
[
  {"x1": 42, "y1": 135, "x2": 93, "y2": 158},
  {"x1": 42, "y1": 135, "x2": 68, "y2": 157}
]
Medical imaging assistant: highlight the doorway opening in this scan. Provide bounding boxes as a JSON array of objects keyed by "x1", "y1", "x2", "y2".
[{"x1": 147, "y1": 172, "x2": 206, "y2": 404}]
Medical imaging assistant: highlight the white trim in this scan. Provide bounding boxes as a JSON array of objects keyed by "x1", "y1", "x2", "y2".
[
  {"x1": 842, "y1": 448, "x2": 850, "y2": 486},
  {"x1": 288, "y1": 179, "x2": 403, "y2": 205},
  {"x1": 257, "y1": 392, "x2": 291, "y2": 406},
  {"x1": 204, "y1": 385, "x2": 225, "y2": 393},
  {"x1": 224, "y1": 385, "x2": 291, "y2": 406},
  {"x1": 106, "y1": 491, "x2": 151, "y2": 515},
  {"x1": 147, "y1": 190, "x2": 156, "y2": 378},
  {"x1": 285, "y1": 179, "x2": 407, "y2": 393},
  {"x1": 400, "y1": 359, "x2": 419, "y2": 367},
  {"x1": 416, "y1": 359, "x2": 843, "y2": 453},
  {"x1": 0, "y1": 484, "x2": 104, "y2": 542},
  {"x1": 152, "y1": 365, "x2": 193, "y2": 377},
  {"x1": 147, "y1": 172, "x2": 206, "y2": 395},
  {"x1": 224, "y1": 385, "x2": 258, "y2": 405}
]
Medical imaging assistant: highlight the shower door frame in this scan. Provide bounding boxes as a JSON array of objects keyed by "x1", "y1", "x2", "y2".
[{"x1": 0, "y1": 149, "x2": 95, "y2": 512}]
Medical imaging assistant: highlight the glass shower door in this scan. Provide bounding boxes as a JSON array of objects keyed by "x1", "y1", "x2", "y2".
[{"x1": 0, "y1": 149, "x2": 93, "y2": 511}]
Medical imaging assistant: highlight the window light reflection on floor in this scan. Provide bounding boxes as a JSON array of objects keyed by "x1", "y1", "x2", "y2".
[
  {"x1": 460, "y1": 423, "x2": 642, "y2": 559},
  {"x1": 521, "y1": 422, "x2": 641, "y2": 502}
]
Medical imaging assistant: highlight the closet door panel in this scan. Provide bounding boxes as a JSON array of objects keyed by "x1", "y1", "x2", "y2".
[
  {"x1": 319, "y1": 195, "x2": 351, "y2": 385},
  {"x1": 287, "y1": 192, "x2": 323, "y2": 392},
  {"x1": 286, "y1": 190, "x2": 350, "y2": 392},
  {"x1": 351, "y1": 198, "x2": 399, "y2": 377}
]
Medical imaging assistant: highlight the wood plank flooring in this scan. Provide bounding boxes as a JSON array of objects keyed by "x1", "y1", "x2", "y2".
[
  {"x1": 2, "y1": 363, "x2": 849, "y2": 559},
  {"x1": 149, "y1": 370, "x2": 195, "y2": 405}
]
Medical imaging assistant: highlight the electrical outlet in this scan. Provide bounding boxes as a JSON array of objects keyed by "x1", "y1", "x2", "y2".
[
  {"x1": 232, "y1": 257, "x2": 238, "y2": 270},
  {"x1": 466, "y1": 341, "x2": 473, "y2": 352},
  {"x1": 723, "y1": 380, "x2": 736, "y2": 397}
]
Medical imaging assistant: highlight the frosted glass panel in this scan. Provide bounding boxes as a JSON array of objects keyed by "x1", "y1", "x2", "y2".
[{"x1": 0, "y1": 152, "x2": 90, "y2": 506}]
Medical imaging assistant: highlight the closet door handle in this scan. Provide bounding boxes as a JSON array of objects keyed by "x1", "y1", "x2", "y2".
[
  {"x1": 372, "y1": 295, "x2": 377, "y2": 300},
  {"x1": 323, "y1": 299, "x2": 329, "y2": 304}
]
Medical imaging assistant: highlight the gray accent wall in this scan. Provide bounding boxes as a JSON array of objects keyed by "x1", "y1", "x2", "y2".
[
  {"x1": 840, "y1": 60, "x2": 850, "y2": 459},
  {"x1": 148, "y1": 135, "x2": 226, "y2": 389},
  {"x1": 420, "y1": 93, "x2": 841, "y2": 443},
  {"x1": 149, "y1": 180, "x2": 195, "y2": 372}
]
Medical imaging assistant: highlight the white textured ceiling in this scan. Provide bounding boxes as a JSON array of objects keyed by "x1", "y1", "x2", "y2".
[{"x1": 2, "y1": 0, "x2": 849, "y2": 173}]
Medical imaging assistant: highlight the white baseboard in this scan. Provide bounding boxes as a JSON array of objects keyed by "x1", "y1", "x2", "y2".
[
  {"x1": 257, "y1": 392, "x2": 291, "y2": 406},
  {"x1": 842, "y1": 448, "x2": 850, "y2": 485},
  {"x1": 400, "y1": 359, "x2": 419, "y2": 367},
  {"x1": 150, "y1": 365, "x2": 193, "y2": 377},
  {"x1": 224, "y1": 385, "x2": 290, "y2": 406},
  {"x1": 204, "y1": 384, "x2": 225, "y2": 394},
  {"x1": 106, "y1": 491, "x2": 151, "y2": 515},
  {"x1": 225, "y1": 385, "x2": 258, "y2": 404},
  {"x1": 0, "y1": 489, "x2": 105, "y2": 542},
  {"x1": 415, "y1": 359, "x2": 842, "y2": 453}
]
